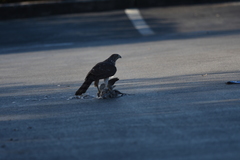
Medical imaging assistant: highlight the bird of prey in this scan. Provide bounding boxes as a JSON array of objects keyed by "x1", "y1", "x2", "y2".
[{"x1": 75, "y1": 54, "x2": 121, "y2": 96}]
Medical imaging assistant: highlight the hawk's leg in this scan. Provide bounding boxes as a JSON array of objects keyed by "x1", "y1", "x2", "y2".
[
  {"x1": 104, "y1": 78, "x2": 109, "y2": 89},
  {"x1": 94, "y1": 80, "x2": 100, "y2": 93}
]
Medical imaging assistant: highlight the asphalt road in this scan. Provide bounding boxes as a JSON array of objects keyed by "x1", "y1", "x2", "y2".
[{"x1": 1, "y1": 2, "x2": 240, "y2": 160}]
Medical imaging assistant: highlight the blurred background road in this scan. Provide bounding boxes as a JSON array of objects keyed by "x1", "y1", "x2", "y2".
[{"x1": 1, "y1": 1, "x2": 240, "y2": 160}]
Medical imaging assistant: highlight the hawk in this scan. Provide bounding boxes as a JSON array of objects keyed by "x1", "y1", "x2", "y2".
[{"x1": 75, "y1": 54, "x2": 122, "y2": 96}]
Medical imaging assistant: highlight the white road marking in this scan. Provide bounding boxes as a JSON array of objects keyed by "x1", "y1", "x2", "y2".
[{"x1": 125, "y1": 8, "x2": 154, "y2": 36}]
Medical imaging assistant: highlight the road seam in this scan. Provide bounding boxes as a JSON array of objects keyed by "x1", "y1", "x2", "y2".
[{"x1": 0, "y1": 43, "x2": 74, "y2": 52}]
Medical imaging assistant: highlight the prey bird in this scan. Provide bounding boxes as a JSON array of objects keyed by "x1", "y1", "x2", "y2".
[{"x1": 75, "y1": 54, "x2": 121, "y2": 96}]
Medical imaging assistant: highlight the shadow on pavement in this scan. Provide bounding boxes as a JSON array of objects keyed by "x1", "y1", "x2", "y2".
[
  {"x1": 1, "y1": 71, "x2": 240, "y2": 120},
  {"x1": 1, "y1": 2, "x2": 240, "y2": 54},
  {"x1": 1, "y1": 71, "x2": 240, "y2": 160}
]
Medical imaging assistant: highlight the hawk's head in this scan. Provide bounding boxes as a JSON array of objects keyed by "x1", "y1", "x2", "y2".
[
  {"x1": 110, "y1": 54, "x2": 122, "y2": 61},
  {"x1": 105, "y1": 54, "x2": 121, "y2": 64}
]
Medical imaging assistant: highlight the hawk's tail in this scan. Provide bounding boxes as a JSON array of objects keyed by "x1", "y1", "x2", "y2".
[{"x1": 75, "y1": 80, "x2": 93, "y2": 95}]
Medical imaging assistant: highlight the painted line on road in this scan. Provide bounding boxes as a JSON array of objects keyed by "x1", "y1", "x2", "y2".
[{"x1": 125, "y1": 8, "x2": 154, "y2": 36}]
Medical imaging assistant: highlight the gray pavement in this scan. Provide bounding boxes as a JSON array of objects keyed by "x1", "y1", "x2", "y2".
[{"x1": 1, "y1": 2, "x2": 240, "y2": 160}]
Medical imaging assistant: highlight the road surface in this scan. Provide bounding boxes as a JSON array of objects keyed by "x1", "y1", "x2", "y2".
[{"x1": 1, "y1": 2, "x2": 240, "y2": 160}]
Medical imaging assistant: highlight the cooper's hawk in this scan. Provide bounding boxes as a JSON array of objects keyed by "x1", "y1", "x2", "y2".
[{"x1": 75, "y1": 54, "x2": 121, "y2": 95}]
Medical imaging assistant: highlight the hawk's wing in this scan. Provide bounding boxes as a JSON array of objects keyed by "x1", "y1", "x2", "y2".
[{"x1": 86, "y1": 62, "x2": 117, "y2": 80}]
